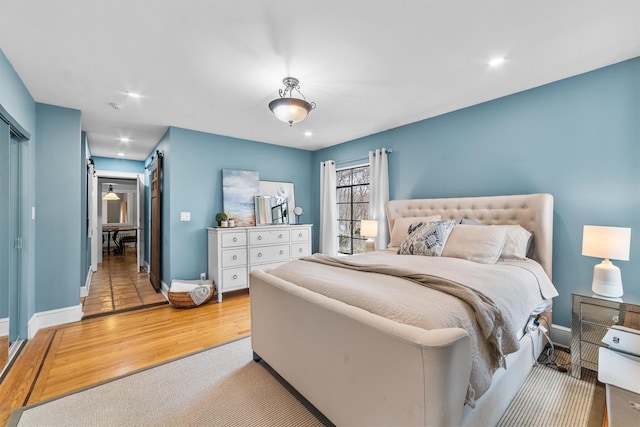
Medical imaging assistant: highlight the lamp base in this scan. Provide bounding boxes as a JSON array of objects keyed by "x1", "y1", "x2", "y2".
[
  {"x1": 365, "y1": 239, "x2": 376, "y2": 252},
  {"x1": 592, "y1": 259, "x2": 624, "y2": 298}
]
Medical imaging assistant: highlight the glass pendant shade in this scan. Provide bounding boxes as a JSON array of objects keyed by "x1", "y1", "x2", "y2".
[
  {"x1": 268, "y1": 77, "x2": 315, "y2": 126},
  {"x1": 103, "y1": 185, "x2": 120, "y2": 201},
  {"x1": 269, "y1": 98, "x2": 313, "y2": 125}
]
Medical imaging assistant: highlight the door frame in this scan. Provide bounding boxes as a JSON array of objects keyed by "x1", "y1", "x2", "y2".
[{"x1": 91, "y1": 170, "x2": 145, "y2": 273}]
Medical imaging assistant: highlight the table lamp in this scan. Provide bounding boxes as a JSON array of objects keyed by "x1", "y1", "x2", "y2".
[
  {"x1": 582, "y1": 225, "x2": 631, "y2": 297},
  {"x1": 360, "y1": 220, "x2": 378, "y2": 252}
]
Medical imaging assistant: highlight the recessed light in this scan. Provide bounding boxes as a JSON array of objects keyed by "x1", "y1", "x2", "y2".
[
  {"x1": 488, "y1": 57, "x2": 506, "y2": 67},
  {"x1": 117, "y1": 152, "x2": 125, "y2": 157},
  {"x1": 304, "y1": 131, "x2": 313, "y2": 137},
  {"x1": 119, "y1": 137, "x2": 131, "y2": 143},
  {"x1": 126, "y1": 91, "x2": 142, "y2": 99}
]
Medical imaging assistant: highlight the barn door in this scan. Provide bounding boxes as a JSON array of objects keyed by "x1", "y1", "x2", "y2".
[{"x1": 149, "y1": 153, "x2": 163, "y2": 292}]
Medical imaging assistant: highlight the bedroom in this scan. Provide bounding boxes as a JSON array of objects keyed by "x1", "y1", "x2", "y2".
[{"x1": 0, "y1": 1, "x2": 639, "y2": 424}]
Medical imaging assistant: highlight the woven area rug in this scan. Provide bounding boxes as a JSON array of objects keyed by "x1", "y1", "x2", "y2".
[{"x1": 8, "y1": 339, "x2": 602, "y2": 427}]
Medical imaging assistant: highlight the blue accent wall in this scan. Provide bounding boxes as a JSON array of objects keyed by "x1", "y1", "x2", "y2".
[
  {"x1": 35, "y1": 103, "x2": 82, "y2": 312},
  {"x1": 313, "y1": 57, "x2": 640, "y2": 328},
  {"x1": 145, "y1": 127, "x2": 313, "y2": 285}
]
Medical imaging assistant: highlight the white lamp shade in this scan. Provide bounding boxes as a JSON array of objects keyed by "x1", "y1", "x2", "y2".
[
  {"x1": 582, "y1": 225, "x2": 631, "y2": 261},
  {"x1": 360, "y1": 220, "x2": 378, "y2": 238}
]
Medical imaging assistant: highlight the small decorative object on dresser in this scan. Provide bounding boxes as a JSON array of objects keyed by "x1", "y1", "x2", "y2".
[
  {"x1": 215, "y1": 212, "x2": 228, "y2": 227},
  {"x1": 570, "y1": 287, "x2": 640, "y2": 378},
  {"x1": 207, "y1": 224, "x2": 312, "y2": 302}
]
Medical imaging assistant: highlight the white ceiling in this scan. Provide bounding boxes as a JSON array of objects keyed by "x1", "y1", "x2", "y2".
[{"x1": 1, "y1": 1, "x2": 638, "y2": 160}]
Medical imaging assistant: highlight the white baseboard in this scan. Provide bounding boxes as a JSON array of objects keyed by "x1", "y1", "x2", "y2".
[
  {"x1": 550, "y1": 324, "x2": 570, "y2": 348},
  {"x1": 28, "y1": 304, "x2": 83, "y2": 339},
  {"x1": 80, "y1": 267, "x2": 93, "y2": 298},
  {"x1": 143, "y1": 261, "x2": 150, "y2": 273},
  {"x1": 161, "y1": 280, "x2": 169, "y2": 298},
  {"x1": 0, "y1": 317, "x2": 8, "y2": 336}
]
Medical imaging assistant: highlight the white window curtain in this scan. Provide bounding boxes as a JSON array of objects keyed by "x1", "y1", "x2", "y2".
[
  {"x1": 319, "y1": 160, "x2": 337, "y2": 255},
  {"x1": 368, "y1": 148, "x2": 390, "y2": 250}
]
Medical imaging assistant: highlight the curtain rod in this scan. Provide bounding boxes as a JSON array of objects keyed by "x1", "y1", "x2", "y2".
[{"x1": 336, "y1": 148, "x2": 392, "y2": 166}]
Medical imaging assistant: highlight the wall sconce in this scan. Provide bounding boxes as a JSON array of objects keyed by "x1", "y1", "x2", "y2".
[
  {"x1": 360, "y1": 220, "x2": 379, "y2": 252},
  {"x1": 582, "y1": 225, "x2": 631, "y2": 297}
]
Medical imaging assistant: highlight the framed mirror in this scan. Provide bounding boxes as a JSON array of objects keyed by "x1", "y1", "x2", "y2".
[{"x1": 255, "y1": 195, "x2": 289, "y2": 225}]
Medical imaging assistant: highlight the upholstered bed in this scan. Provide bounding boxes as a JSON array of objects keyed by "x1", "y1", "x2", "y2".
[{"x1": 250, "y1": 193, "x2": 556, "y2": 426}]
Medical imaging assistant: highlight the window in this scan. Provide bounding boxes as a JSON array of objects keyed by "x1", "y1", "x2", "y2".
[{"x1": 337, "y1": 165, "x2": 369, "y2": 254}]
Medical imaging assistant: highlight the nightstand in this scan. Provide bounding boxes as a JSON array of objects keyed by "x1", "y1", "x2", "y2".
[{"x1": 570, "y1": 288, "x2": 640, "y2": 378}]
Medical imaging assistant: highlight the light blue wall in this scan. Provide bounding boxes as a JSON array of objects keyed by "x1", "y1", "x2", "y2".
[
  {"x1": 147, "y1": 127, "x2": 313, "y2": 285},
  {"x1": 93, "y1": 156, "x2": 145, "y2": 174},
  {"x1": 313, "y1": 57, "x2": 640, "y2": 328},
  {"x1": 35, "y1": 103, "x2": 82, "y2": 312},
  {"x1": 0, "y1": 49, "x2": 37, "y2": 339}
]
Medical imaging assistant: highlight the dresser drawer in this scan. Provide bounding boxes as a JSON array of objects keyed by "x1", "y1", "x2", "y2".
[
  {"x1": 249, "y1": 244, "x2": 290, "y2": 264},
  {"x1": 221, "y1": 232, "x2": 246, "y2": 248},
  {"x1": 221, "y1": 267, "x2": 247, "y2": 290},
  {"x1": 249, "y1": 229, "x2": 290, "y2": 245},
  {"x1": 581, "y1": 341, "x2": 601, "y2": 367},
  {"x1": 221, "y1": 248, "x2": 246, "y2": 267},
  {"x1": 291, "y1": 242, "x2": 311, "y2": 258},
  {"x1": 582, "y1": 303, "x2": 621, "y2": 326},
  {"x1": 291, "y1": 228, "x2": 310, "y2": 242}
]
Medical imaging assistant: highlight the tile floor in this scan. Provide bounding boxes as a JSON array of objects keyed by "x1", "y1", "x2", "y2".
[{"x1": 82, "y1": 249, "x2": 167, "y2": 317}]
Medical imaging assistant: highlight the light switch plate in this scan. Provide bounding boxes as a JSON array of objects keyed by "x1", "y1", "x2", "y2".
[{"x1": 180, "y1": 211, "x2": 191, "y2": 221}]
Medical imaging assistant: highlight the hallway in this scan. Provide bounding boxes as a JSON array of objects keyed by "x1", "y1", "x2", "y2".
[{"x1": 82, "y1": 250, "x2": 167, "y2": 317}]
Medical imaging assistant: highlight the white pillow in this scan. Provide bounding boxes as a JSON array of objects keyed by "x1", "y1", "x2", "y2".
[
  {"x1": 442, "y1": 224, "x2": 506, "y2": 264},
  {"x1": 388, "y1": 215, "x2": 441, "y2": 247},
  {"x1": 492, "y1": 225, "x2": 532, "y2": 259}
]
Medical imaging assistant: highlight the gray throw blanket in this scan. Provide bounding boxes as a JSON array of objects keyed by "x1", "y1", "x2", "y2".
[{"x1": 302, "y1": 253, "x2": 514, "y2": 370}]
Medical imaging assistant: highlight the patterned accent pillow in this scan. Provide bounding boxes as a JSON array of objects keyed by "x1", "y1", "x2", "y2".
[{"x1": 398, "y1": 220, "x2": 456, "y2": 256}]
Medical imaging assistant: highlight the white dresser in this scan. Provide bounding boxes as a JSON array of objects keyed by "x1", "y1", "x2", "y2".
[{"x1": 207, "y1": 224, "x2": 313, "y2": 302}]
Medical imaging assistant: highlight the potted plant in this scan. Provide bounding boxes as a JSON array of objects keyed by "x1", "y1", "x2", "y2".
[{"x1": 215, "y1": 211, "x2": 228, "y2": 227}]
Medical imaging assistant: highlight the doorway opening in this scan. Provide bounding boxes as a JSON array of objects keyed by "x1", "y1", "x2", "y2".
[{"x1": 83, "y1": 170, "x2": 166, "y2": 318}]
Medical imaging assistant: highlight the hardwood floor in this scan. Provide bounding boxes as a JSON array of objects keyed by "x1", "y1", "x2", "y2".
[
  {"x1": 82, "y1": 250, "x2": 166, "y2": 317},
  {"x1": 0, "y1": 276, "x2": 250, "y2": 425}
]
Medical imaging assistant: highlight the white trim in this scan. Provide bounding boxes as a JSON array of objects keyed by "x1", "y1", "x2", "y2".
[
  {"x1": 28, "y1": 304, "x2": 83, "y2": 339},
  {"x1": 161, "y1": 280, "x2": 170, "y2": 299},
  {"x1": 0, "y1": 317, "x2": 8, "y2": 336},
  {"x1": 143, "y1": 261, "x2": 150, "y2": 273},
  {"x1": 550, "y1": 324, "x2": 571, "y2": 348},
  {"x1": 81, "y1": 267, "x2": 93, "y2": 298}
]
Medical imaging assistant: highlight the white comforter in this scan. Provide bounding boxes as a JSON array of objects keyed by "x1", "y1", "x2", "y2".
[{"x1": 267, "y1": 250, "x2": 558, "y2": 406}]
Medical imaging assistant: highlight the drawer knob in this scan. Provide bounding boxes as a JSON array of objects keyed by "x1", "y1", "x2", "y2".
[
  {"x1": 613, "y1": 336, "x2": 620, "y2": 344},
  {"x1": 298, "y1": 233, "x2": 303, "y2": 237},
  {"x1": 233, "y1": 237, "x2": 237, "y2": 242},
  {"x1": 279, "y1": 250, "x2": 284, "y2": 255},
  {"x1": 233, "y1": 274, "x2": 238, "y2": 280},
  {"x1": 279, "y1": 234, "x2": 283, "y2": 239},
  {"x1": 258, "y1": 236, "x2": 262, "y2": 240},
  {"x1": 298, "y1": 248, "x2": 303, "y2": 252},
  {"x1": 232, "y1": 255, "x2": 237, "y2": 260},
  {"x1": 258, "y1": 252, "x2": 262, "y2": 257},
  {"x1": 612, "y1": 315, "x2": 620, "y2": 324}
]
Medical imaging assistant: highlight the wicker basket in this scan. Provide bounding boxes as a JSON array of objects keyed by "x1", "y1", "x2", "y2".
[{"x1": 168, "y1": 279, "x2": 216, "y2": 308}]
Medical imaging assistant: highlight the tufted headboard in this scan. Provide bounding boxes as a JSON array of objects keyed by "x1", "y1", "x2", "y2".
[{"x1": 386, "y1": 193, "x2": 554, "y2": 278}]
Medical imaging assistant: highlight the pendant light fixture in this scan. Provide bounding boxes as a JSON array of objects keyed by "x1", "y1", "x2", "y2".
[
  {"x1": 103, "y1": 184, "x2": 120, "y2": 201},
  {"x1": 268, "y1": 77, "x2": 316, "y2": 126}
]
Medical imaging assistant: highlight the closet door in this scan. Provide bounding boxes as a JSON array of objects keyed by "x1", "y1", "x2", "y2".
[{"x1": 0, "y1": 121, "x2": 9, "y2": 370}]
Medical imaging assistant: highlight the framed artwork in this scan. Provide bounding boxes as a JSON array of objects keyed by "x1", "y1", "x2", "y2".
[
  {"x1": 222, "y1": 169, "x2": 260, "y2": 226},
  {"x1": 259, "y1": 180, "x2": 295, "y2": 223}
]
